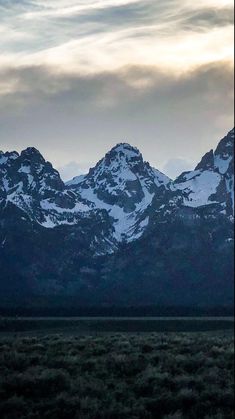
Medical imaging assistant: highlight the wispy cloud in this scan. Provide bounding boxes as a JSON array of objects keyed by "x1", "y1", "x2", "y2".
[
  {"x1": 0, "y1": 0, "x2": 233, "y2": 177},
  {"x1": 0, "y1": 0, "x2": 233, "y2": 77}
]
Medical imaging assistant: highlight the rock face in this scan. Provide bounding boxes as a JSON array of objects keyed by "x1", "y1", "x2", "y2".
[
  {"x1": 0, "y1": 129, "x2": 234, "y2": 308},
  {"x1": 0, "y1": 147, "x2": 117, "y2": 254},
  {"x1": 67, "y1": 143, "x2": 171, "y2": 241},
  {"x1": 0, "y1": 147, "x2": 90, "y2": 227},
  {"x1": 174, "y1": 128, "x2": 234, "y2": 216}
]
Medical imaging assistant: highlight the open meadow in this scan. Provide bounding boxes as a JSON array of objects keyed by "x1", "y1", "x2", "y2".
[{"x1": 0, "y1": 318, "x2": 234, "y2": 419}]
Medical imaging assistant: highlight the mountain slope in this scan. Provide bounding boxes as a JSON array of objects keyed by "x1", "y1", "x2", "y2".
[
  {"x1": 0, "y1": 147, "x2": 90, "y2": 227},
  {"x1": 0, "y1": 148, "x2": 117, "y2": 254},
  {"x1": 67, "y1": 143, "x2": 171, "y2": 241},
  {"x1": 174, "y1": 128, "x2": 234, "y2": 216},
  {"x1": 0, "y1": 128, "x2": 234, "y2": 308}
]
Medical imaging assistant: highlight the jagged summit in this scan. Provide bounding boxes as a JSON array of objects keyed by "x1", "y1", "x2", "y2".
[
  {"x1": 66, "y1": 142, "x2": 142, "y2": 187},
  {"x1": 67, "y1": 141, "x2": 171, "y2": 241},
  {"x1": 217, "y1": 126, "x2": 233, "y2": 156},
  {"x1": 108, "y1": 142, "x2": 141, "y2": 156},
  {"x1": 0, "y1": 150, "x2": 19, "y2": 157},
  {"x1": 95, "y1": 142, "x2": 144, "y2": 174},
  {"x1": 21, "y1": 146, "x2": 42, "y2": 154},
  {"x1": 0, "y1": 150, "x2": 19, "y2": 165},
  {"x1": 1, "y1": 128, "x2": 234, "y2": 249},
  {"x1": 195, "y1": 150, "x2": 214, "y2": 171},
  {"x1": 69, "y1": 141, "x2": 169, "y2": 186},
  {"x1": 20, "y1": 147, "x2": 45, "y2": 160},
  {"x1": 93, "y1": 142, "x2": 143, "y2": 174},
  {"x1": 194, "y1": 128, "x2": 234, "y2": 173},
  {"x1": 0, "y1": 147, "x2": 92, "y2": 229},
  {"x1": 0, "y1": 129, "x2": 234, "y2": 307},
  {"x1": 174, "y1": 128, "x2": 234, "y2": 214}
]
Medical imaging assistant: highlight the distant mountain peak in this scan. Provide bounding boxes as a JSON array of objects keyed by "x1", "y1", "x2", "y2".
[
  {"x1": 0, "y1": 129, "x2": 234, "y2": 308},
  {"x1": 100, "y1": 142, "x2": 143, "y2": 170},
  {"x1": 1, "y1": 128, "x2": 234, "y2": 251},
  {"x1": 67, "y1": 141, "x2": 171, "y2": 242},
  {"x1": 214, "y1": 127, "x2": 234, "y2": 159},
  {"x1": 0, "y1": 151, "x2": 19, "y2": 165},
  {"x1": 195, "y1": 149, "x2": 214, "y2": 171},
  {"x1": 21, "y1": 147, "x2": 45, "y2": 162},
  {"x1": 22, "y1": 146, "x2": 41, "y2": 154},
  {"x1": 174, "y1": 128, "x2": 234, "y2": 214},
  {"x1": 110, "y1": 142, "x2": 140, "y2": 155}
]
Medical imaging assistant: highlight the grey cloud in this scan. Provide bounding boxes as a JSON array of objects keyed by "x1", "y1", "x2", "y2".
[
  {"x1": 181, "y1": 8, "x2": 234, "y2": 31},
  {"x1": 66, "y1": 2, "x2": 149, "y2": 25},
  {"x1": 69, "y1": 0, "x2": 233, "y2": 27},
  {"x1": 163, "y1": 158, "x2": 194, "y2": 180},
  {"x1": 58, "y1": 161, "x2": 89, "y2": 181},
  {"x1": 0, "y1": 61, "x2": 233, "y2": 174},
  {"x1": 0, "y1": 0, "x2": 31, "y2": 9},
  {"x1": 2, "y1": 61, "x2": 233, "y2": 106},
  {"x1": 0, "y1": 0, "x2": 233, "y2": 179},
  {"x1": 76, "y1": 1, "x2": 234, "y2": 33}
]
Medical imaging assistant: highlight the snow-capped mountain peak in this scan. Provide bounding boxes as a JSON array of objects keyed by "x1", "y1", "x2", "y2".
[
  {"x1": 109, "y1": 142, "x2": 141, "y2": 155},
  {"x1": 105, "y1": 142, "x2": 142, "y2": 166},
  {"x1": 195, "y1": 149, "x2": 214, "y2": 171},
  {"x1": 0, "y1": 130, "x2": 234, "y2": 307},
  {"x1": 67, "y1": 142, "x2": 171, "y2": 241},
  {"x1": 214, "y1": 128, "x2": 234, "y2": 175},
  {"x1": 0, "y1": 151, "x2": 19, "y2": 166},
  {"x1": 174, "y1": 128, "x2": 234, "y2": 214},
  {"x1": 1, "y1": 129, "x2": 233, "y2": 255},
  {"x1": 88, "y1": 142, "x2": 143, "y2": 185},
  {"x1": 21, "y1": 146, "x2": 44, "y2": 159},
  {"x1": 0, "y1": 148, "x2": 91, "y2": 228}
]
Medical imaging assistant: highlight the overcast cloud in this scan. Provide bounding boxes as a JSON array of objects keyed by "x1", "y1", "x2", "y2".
[{"x1": 0, "y1": 0, "x2": 234, "y2": 179}]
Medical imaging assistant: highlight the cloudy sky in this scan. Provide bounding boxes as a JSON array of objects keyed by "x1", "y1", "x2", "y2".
[{"x1": 0, "y1": 0, "x2": 234, "y2": 179}]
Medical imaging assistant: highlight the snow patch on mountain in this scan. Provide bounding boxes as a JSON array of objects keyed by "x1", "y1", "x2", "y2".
[
  {"x1": 1, "y1": 129, "x2": 234, "y2": 254},
  {"x1": 40, "y1": 199, "x2": 90, "y2": 214},
  {"x1": 174, "y1": 128, "x2": 234, "y2": 213},
  {"x1": 66, "y1": 174, "x2": 86, "y2": 186},
  {"x1": 67, "y1": 143, "x2": 171, "y2": 241},
  {"x1": 0, "y1": 151, "x2": 19, "y2": 166},
  {"x1": 71, "y1": 170, "x2": 155, "y2": 241},
  {"x1": 175, "y1": 170, "x2": 221, "y2": 207},
  {"x1": 214, "y1": 154, "x2": 232, "y2": 175}
]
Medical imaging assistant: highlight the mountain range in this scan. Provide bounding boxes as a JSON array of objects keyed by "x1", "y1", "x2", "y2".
[{"x1": 0, "y1": 128, "x2": 234, "y2": 310}]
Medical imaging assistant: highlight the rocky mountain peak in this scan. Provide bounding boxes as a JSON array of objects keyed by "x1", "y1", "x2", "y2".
[
  {"x1": 1, "y1": 128, "x2": 234, "y2": 251},
  {"x1": 19, "y1": 147, "x2": 42, "y2": 164},
  {"x1": 211, "y1": 128, "x2": 234, "y2": 177},
  {"x1": 93, "y1": 142, "x2": 143, "y2": 175},
  {"x1": 174, "y1": 128, "x2": 234, "y2": 214},
  {"x1": 15, "y1": 147, "x2": 63, "y2": 189},
  {"x1": 195, "y1": 149, "x2": 214, "y2": 171},
  {"x1": 108, "y1": 142, "x2": 141, "y2": 159},
  {"x1": 21, "y1": 147, "x2": 44, "y2": 158},
  {"x1": 215, "y1": 128, "x2": 234, "y2": 153},
  {"x1": 67, "y1": 142, "x2": 171, "y2": 242},
  {"x1": 0, "y1": 151, "x2": 19, "y2": 166},
  {"x1": 0, "y1": 129, "x2": 234, "y2": 308},
  {"x1": 0, "y1": 147, "x2": 87, "y2": 228}
]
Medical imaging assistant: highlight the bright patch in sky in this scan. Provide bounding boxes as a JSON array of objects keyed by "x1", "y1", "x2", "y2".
[
  {"x1": 0, "y1": 0, "x2": 234, "y2": 179},
  {"x1": 0, "y1": 0, "x2": 233, "y2": 75}
]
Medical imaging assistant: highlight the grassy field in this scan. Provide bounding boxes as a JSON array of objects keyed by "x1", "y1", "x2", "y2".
[{"x1": 0, "y1": 326, "x2": 234, "y2": 418}]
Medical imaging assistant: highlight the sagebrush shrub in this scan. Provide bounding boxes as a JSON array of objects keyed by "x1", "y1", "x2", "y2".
[{"x1": 0, "y1": 332, "x2": 233, "y2": 419}]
